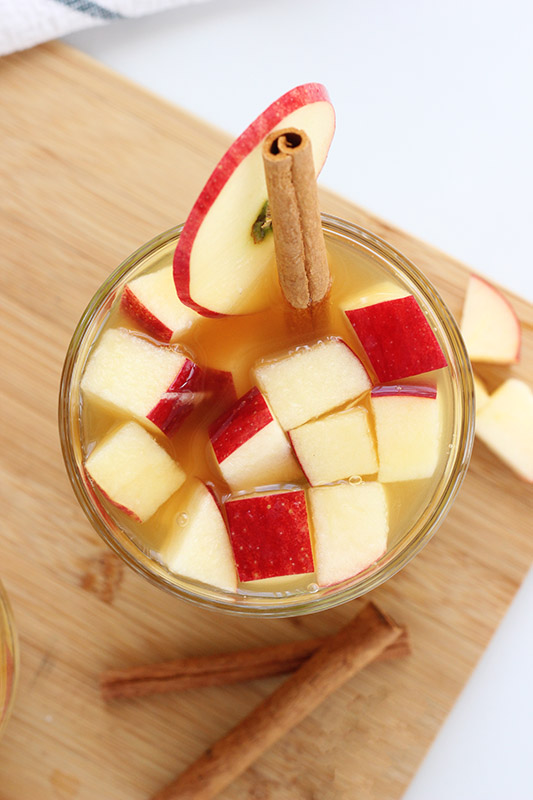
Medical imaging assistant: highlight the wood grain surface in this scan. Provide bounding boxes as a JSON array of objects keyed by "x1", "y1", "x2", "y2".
[{"x1": 0, "y1": 42, "x2": 532, "y2": 800}]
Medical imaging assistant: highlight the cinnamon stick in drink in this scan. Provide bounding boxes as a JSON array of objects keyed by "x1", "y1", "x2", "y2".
[
  {"x1": 101, "y1": 628, "x2": 410, "y2": 701},
  {"x1": 150, "y1": 602, "x2": 401, "y2": 800},
  {"x1": 263, "y1": 128, "x2": 330, "y2": 308}
]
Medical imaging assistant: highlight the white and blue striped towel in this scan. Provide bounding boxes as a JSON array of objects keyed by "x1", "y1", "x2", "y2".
[{"x1": 0, "y1": 0, "x2": 209, "y2": 56}]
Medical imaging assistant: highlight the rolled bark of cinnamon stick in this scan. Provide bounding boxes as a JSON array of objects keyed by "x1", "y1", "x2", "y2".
[
  {"x1": 101, "y1": 628, "x2": 409, "y2": 701},
  {"x1": 150, "y1": 602, "x2": 401, "y2": 800},
  {"x1": 263, "y1": 128, "x2": 330, "y2": 309}
]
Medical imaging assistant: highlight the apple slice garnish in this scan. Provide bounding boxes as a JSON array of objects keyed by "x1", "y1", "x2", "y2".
[
  {"x1": 371, "y1": 384, "x2": 441, "y2": 482},
  {"x1": 225, "y1": 489, "x2": 314, "y2": 582},
  {"x1": 461, "y1": 275, "x2": 521, "y2": 364},
  {"x1": 159, "y1": 480, "x2": 237, "y2": 591},
  {"x1": 85, "y1": 422, "x2": 185, "y2": 523},
  {"x1": 173, "y1": 83, "x2": 335, "y2": 317},
  {"x1": 308, "y1": 482, "x2": 388, "y2": 586},
  {"x1": 476, "y1": 378, "x2": 533, "y2": 482}
]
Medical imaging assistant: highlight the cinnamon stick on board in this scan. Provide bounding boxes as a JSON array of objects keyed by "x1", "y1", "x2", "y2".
[
  {"x1": 150, "y1": 602, "x2": 401, "y2": 800},
  {"x1": 262, "y1": 128, "x2": 330, "y2": 308},
  {"x1": 101, "y1": 628, "x2": 409, "y2": 701}
]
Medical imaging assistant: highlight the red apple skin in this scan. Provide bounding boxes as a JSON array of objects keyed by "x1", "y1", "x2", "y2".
[
  {"x1": 173, "y1": 83, "x2": 333, "y2": 317},
  {"x1": 147, "y1": 359, "x2": 205, "y2": 436},
  {"x1": 209, "y1": 386, "x2": 273, "y2": 463},
  {"x1": 371, "y1": 384, "x2": 437, "y2": 399},
  {"x1": 345, "y1": 295, "x2": 447, "y2": 382},
  {"x1": 205, "y1": 368, "x2": 237, "y2": 407},
  {"x1": 120, "y1": 284, "x2": 173, "y2": 343},
  {"x1": 225, "y1": 490, "x2": 314, "y2": 582}
]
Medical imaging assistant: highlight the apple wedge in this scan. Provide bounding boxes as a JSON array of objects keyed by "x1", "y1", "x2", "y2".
[
  {"x1": 476, "y1": 378, "x2": 533, "y2": 482},
  {"x1": 371, "y1": 385, "x2": 441, "y2": 482},
  {"x1": 473, "y1": 373, "x2": 490, "y2": 413},
  {"x1": 254, "y1": 338, "x2": 371, "y2": 430},
  {"x1": 209, "y1": 386, "x2": 301, "y2": 491},
  {"x1": 85, "y1": 422, "x2": 185, "y2": 522},
  {"x1": 225, "y1": 489, "x2": 314, "y2": 582},
  {"x1": 345, "y1": 295, "x2": 447, "y2": 382},
  {"x1": 289, "y1": 406, "x2": 378, "y2": 486},
  {"x1": 308, "y1": 482, "x2": 388, "y2": 586},
  {"x1": 81, "y1": 328, "x2": 205, "y2": 436},
  {"x1": 159, "y1": 480, "x2": 237, "y2": 591},
  {"x1": 173, "y1": 83, "x2": 335, "y2": 317},
  {"x1": 461, "y1": 275, "x2": 521, "y2": 364},
  {"x1": 121, "y1": 266, "x2": 199, "y2": 343}
]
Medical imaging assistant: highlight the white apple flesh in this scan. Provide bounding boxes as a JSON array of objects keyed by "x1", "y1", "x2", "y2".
[
  {"x1": 159, "y1": 480, "x2": 237, "y2": 591},
  {"x1": 254, "y1": 338, "x2": 371, "y2": 430},
  {"x1": 85, "y1": 422, "x2": 186, "y2": 523},
  {"x1": 308, "y1": 482, "x2": 388, "y2": 586},
  {"x1": 173, "y1": 83, "x2": 335, "y2": 317},
  {"x1": 289, "y1": 406, "x2": 377, "y2": 486},
  {"x1": 121, "y1": 266, "x2": 199, "y2": 343},
  {"x1": 371, "y1": 385, "x2": 441, "y2": 482},
  {"x1": 461, "y1": 275, "x2": 521, "y2": 364},
  {"x1": 476, "y1": 378, "x2": 533, "y2": 482}
]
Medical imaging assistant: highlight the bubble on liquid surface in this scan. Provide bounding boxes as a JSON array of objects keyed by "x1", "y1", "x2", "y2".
[
  {"x1": 176, "y1": 512, "x2": 188, "y2": 527},
  {"x1": 307, "y1": 582, "x2": 319, "y2": 593},
  {"x1": 349, "y1": 475, "x2": 363, "y2": 485}
]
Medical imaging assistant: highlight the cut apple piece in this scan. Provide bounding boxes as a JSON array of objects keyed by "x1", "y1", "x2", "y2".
[
  {"x1": 345, "y1": 295, "x2": 447, "y2": 382},
  {"x1": 159, "y1": 480, "x2": 237, "y2": 591},
  {"x1": 340, "y1": 281, "x2": 409, "y2": 313},
  {"x1": 289, "y1": 406, "x2": 377, "y2": 486},
  {"x1": 461, "y1": 275, "x2": 521, "y2": 364},
  {"x1": 371, "y1": 385, "x2": 441, "y2": 482},
  {"x1": 254, "y1": 338, "x2": 371, "y2": 430},
  {"x1": 121, "y1": 266, "x2": 199, "y2": 343},
  {"x1": 81, "y1": 328, "x2": 204, "y2": 436},
  {"x1": 209, "y1": 386, "x2": 301, "y2": 491},
  {"x1": 225, "y1": 489, "x2": 314, "y2": 582},
  {"x1": 85, "y1": 422, "x2": 185, "y2": 522},
  {"x1": 173, "y1": 83, "x2": 335, "y2": 317},
  {"x1": 476, "y1": 378, "x2": 533, "y2": 482},
  {"x1": 308, "y1": 482, "x2": 388, "y2": 586},
  {"x1": 473, "y1": 373, "x2": 490, "y2": 413}
]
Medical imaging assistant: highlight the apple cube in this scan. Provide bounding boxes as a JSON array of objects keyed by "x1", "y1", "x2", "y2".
[
  {"x1": 81, "y1": 328, "x2": 204, "y2": 436},
  {"x1": 340, "y1": 281, "x2": 409, "y2": 312},
  {"x1": 85, "y1": 422, "x2": 185, "y2": 522},
  {"x1": 254, "y1": 338, "x2": 371, "y2": 430},
  {"x1": 225, "y1": 489, "x2": 314, "y2": 582},
  {"x1": 473, "y1": 373, "x2": 490, "y2": 413},
  {"x1": 371, "y1": 385, "x2": 441, "y2": 482},
  {"x1": 173, "y1": 83, "x2": 335, "y2": 317},
  {"x1": 461, "y1": 275, "x2": 521, "y2": 364},
  {"x1": 159, "y1": 480, "x2": 237, "y2": 591},
  {"x1": 308, "y1": 482, "x2": 388, "y2": 586},
  {"x1": 345, "y1": 295, "x2": 447, "y2": 382},
  {"x1": 289, "y1": 406, "x2": 377, "y2": 486},
  {"x1": 121, "y1": 266, "x2": 199, "y2": 343},
  {"x1": 209, "y1": 386, "x2": 301, "y2": 491},
  {"x1": 476, "y1": 378, "x2": 533, "y2": 482}
]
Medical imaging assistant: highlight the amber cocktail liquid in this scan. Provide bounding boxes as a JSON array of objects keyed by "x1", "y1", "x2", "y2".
[{"x1": 63, "y1": 217, "x2": 471, "y2": 615}]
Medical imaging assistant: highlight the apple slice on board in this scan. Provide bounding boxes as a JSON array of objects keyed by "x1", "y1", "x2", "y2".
[
  {"x1": 85, "y1": 422, "x2": 185, "y2": 523},
  {"x1": 225, "y1": 489, "x2": 314, "y2": 582},
  {"x1": 208, "y1": 386, "x2": 301, "y2": 491},
  {"x1": 308, "y1": 482, "x2": 388, "y2": 586},
  {"x1": 81, "y1": 328, "x2": 205, "y2": 436},
  {"x1": 121, "y1": 266, "x2": 199, "y2": 343},
  {"x1": 371, "y1": 384, "x2": 441, "y2": 482},
  {"x1": 460, "y1": 275, "x2": 521, "y2": 364},
  {"x1": 159, "y1": 480, "x2": 237, "y2": 591},
  {"x1": 173, "y1": 83, "x2": 335, "y2": 317},
  {"x1": 476, "y1": 378, "x2": 533, "y2": 482},
  {"x1": 289, "y1": 406, "x2": 378, "y2": 486}
]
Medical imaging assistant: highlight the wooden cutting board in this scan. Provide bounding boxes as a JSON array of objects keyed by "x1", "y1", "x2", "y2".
[{"x1": 0, "y1": 42, "x2": 531, "y2": 800}]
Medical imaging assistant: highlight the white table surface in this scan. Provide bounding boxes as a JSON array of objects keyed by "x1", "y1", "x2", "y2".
[{"x1": 63, "y1": 1, "x2": 533, "y2": 798}]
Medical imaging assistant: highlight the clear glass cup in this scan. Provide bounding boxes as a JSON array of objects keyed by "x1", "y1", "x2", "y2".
[
  {"x1": 0, "y1": 579, "x2": 18, "y2": 739},
  {"x1": 59, "y1": 215, "x2": 474, "y2": 617}
]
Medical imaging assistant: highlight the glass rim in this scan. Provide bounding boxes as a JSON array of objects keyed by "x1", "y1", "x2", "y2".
[{"x1": 59, "y1": 214, "x2": 475, "y2": 617}]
